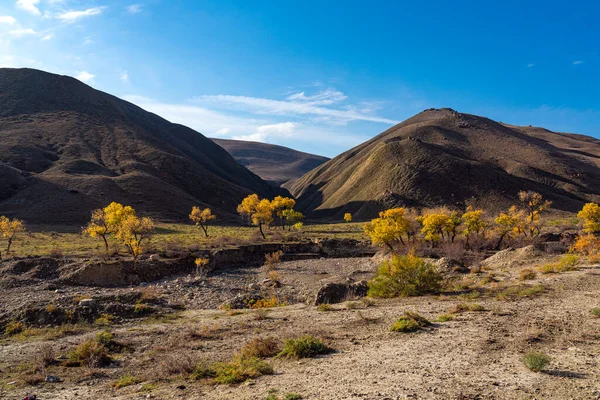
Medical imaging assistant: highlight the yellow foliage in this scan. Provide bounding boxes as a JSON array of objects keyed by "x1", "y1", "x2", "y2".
[
  {"x1": 363, "y1": 208, "x2": 411, "y2": 250},
  {"x1": 0, "y1": 216, "x2": 25, "y2": 255},
  {"x1": 115, "y1": 214, "x2": 155, "y2": 262},
  {"x1": 518, "y1": 191, "x2": 551, "y2": 236},
  {"x1": 282, "y1": 209, "x2": 304, "y2": 229},
  {"x1": 571, "y1": 233, "x2": 600, "y2": 257},
  {"x1": 344, "y1": 213, "x2": 352, "y2": 223},
  {"x1": 189, "y1": 207, "x2": 216, "y2": 237},
  {"x1": 494, "y1": 205, "x2": 525, "y2": 247},
  {"x1": 462, "y1": 207, "x2": 486, "y2": 243},
  {"x1": 83, "y1": 202, "x2": 136, "y2": 255},
  {"x1": 420, "y1": 213, "x2": 450, "y2": 244},
  {"x1": 237, "y1": 194, "x2": 274, "y2": 238},
  {"x1": 577, "y1": 203, "x2": 600, "y2": 233},
  {"x1": 195, "y1": 257, "x2": 210, "y2": 275}
]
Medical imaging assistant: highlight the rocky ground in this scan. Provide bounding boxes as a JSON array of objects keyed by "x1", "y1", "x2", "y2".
[{"x1": 1, "y1": 248, "x2": 600, "y2": 399}]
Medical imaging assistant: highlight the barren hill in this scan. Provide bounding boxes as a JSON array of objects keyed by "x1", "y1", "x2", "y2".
[
  {"x1": 290, "y1": 108, "x2": 600, "y2": 219},
  {"x1": 211, "y1": 138, "x2": 329, "y2": 186},
  {"x1": 0, "y1": 68, "x2": 285, "y2": 224}
]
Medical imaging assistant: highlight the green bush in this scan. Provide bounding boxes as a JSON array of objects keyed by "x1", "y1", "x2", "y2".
[
  {"x1": 436, "y1": 314, "x2": 454, "y2": 322},
  {"x1": 590, "y1": 308, "x2": 600, "y2": 318},
  {"x1": 277, "y1": 335, "x2": 333, "y2": 359},
  {"x1": 522, "y1": 351, "x2": 551, "y2": 372},
  {"x1": 390, "y1": 311, "x2": 431, "y2": 333},
  {"x1": 368, "y1": 254, "x2": 443, "y2": 298},
  {"x1": 213, "y1": 355, "x2": 273, "y2": 384},
  {"x1": 4, "y1": 320, "x2": 25, "y2": 336}
]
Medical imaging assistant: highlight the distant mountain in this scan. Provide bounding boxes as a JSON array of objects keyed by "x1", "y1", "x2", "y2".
[
  {"x1": 0, "y1": 68, "x2": 285, "y2": 224},
  {"x1": 290, "y1": 108, "x2": 600, "y2": 219},
  {"x1": 212, "y1": 138, "x2": 329, "y2": 186}
]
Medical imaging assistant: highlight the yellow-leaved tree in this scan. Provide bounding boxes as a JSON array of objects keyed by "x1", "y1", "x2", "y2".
[
  {"x1": 363, "y1": 208, "x2": 411, "y2": 251},
  {"x1": 344, "y1": 213, "x2": 352, "y2": 223},
  {"x1": 189, "y1": 206, "x2": 216, "y2": 237},
  {"x1": 282, "y1": 209, "x2": 304, "y2": 230},
  {"x1": 419, "y1": 212, "x2": 450, "y2": 245},
  {"x1": 461, "y1": 207, "x2": 486, "y2": 246},
  {"x1": 237, "y1": 194, "x2": 274, "y2": 239},
  {"x1": 270, "y1": 196, "x2": 296, "y2": 230},
  {"x1": 494, "y1": 205, "x2": 525, "y2": 249},
  {"x1": 83, "y1": 202, "x2": 136, "y2": 255},
  {"x1": 115, "y1": 214, "x2": 155, "y2": 263},
  {"x1": 577, "y1": 202, "x2": 600, "y2": 233},
  {"x1": 518, "y1": 191, "x2": 552, "y2": 237},
  {"x1": 0, "y1": 216, "x2": 25, "y2": 256}
]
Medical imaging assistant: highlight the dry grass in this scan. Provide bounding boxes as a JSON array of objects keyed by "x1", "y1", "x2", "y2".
[{"x1": 241, "y1": 337, "x2": 281, "y2": 358}]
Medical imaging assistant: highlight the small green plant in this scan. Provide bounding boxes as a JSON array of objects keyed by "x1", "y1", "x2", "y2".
[
  {"x1": 590, "y1": 308, "x2": 600, "y2": 318},
  {"x1": 113, "y1": 374, "x2": 141, "y2": 388},
  {"x1": 213, "y1": 355, "x2": 274, "y2": 384},
  {"x1": 519, "y1": 268, "x2": 536, "y2": 281},
  {"x1": 284, "y1": 394, "x2": 303, "y2": 400},
  {"x1": 368, "y1": 254, "x2": 443, "y2": 298},
  {"x1": 436, "y1": 314, "x2": 454, "y2": 322},
  {"x1": 66, "y1": 338, "x2": 112, "y2": 367},
  {"x1": 390, "y1": 311, "x2": 431, "y2": 333},
  {"x1": 241, "y1": 337, "x2": 281, "y2": 359},
  {"x1": 277, "y1": 335, "x2": 333, "y2": 359},
  {"x1": 191, "y1": 360, "x2": 217, "y2": 380},
  {"x1": 95, "y1": 313, "x2": 116, "y2": 326},
  {"x1": 4, "y1": 320, "x2": 25, "y2": 336},
  {"x1": 522, "y1": 351, "x2": 551, "y2": 372},
  {"x1": 496, "y1": 284, "x2": 545, "y2": 301},
  {"x1": 317, "y1": 304, "x2": 334, "y2": 312},
  {"x1": 134, "y1": 302, "x2": 151, "y2": 314}
]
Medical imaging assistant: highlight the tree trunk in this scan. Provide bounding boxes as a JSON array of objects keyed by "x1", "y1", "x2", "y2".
[
  {"x1": 201, "y1": 224, "x2": 209, "y2": 237},
  {"x1": 495, "y1": 233, "x2": 506, "y2": 250},
  {"x1": 6, "y1": 238, "x2": 12, "y2": 255},
  {"x1": 258, "y1": 224, "x2": 266, "y2": 239},
  {"x1": 102, "y1": 235, "x2": 109, "y2": 255}
]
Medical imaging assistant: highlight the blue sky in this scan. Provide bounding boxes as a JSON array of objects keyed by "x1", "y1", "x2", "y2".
[{"x1": 0, "y1": 0, "x2": 598, "y2": 157}]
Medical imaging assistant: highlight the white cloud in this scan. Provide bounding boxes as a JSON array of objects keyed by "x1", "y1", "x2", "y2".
[
  {"x1": 0, "y1": 16, "x2": 17, "y2": 24},
  {"x1": 56, "y1": 7, "x2": 104, "y2": 22},
  {"x1": 8, "y1": 28, "x2": 37, "y2": 36},
  {"x1": 16, "y1": 0, "x2": 40, "y2": 16},
  {"x1": 127, "y1": 4, "x2": 142, "y2": 14},
  {"x1": 233, "y1": 122, "x2": 298, "y2": 142},
  {"x1": 194, "y1": 90, "x2": 398, "y2": 125},
  {"x1": 572, "y1": 60, "x2": 583, "y2": 65},
  {"x1": 120, "y1": 70, "x2": 129, "y2": 82},
  {"x1": 75, "y1": 71, "x2": 95, "y2": 83},
  {"x1": 527, "y1": 63, "x2": 534, "y2": 68},
  {"x1": 214, "y1": 128, "x2": 230, "y2": 136},
  {"x1": 42, "y1": 33, "x2": 53, "y2": 40}
]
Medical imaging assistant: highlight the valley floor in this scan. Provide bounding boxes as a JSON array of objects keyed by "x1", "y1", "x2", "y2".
[{"x1": 2, "y1": 255, "x2": 600, "y2": 399}]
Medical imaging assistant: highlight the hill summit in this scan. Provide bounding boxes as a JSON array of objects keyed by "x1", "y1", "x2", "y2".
[
  {"x1": 290, "y1": 108, "x2": 600, "y2": 219},
  {"x1": 0, "y1": 68, "x2": 284, "y2": 224}
]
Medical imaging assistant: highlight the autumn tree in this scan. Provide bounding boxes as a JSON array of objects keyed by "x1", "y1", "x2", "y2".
[
  {"x1": 443, "y1": 211, "x2": 462, "y2": 243},
  {"x1": 419, "y1": 212, "x2": 450, "y2": 245},
  {"x1": 363, "y1": 208, "x2": 411, "y2": 251},
  {"x1": 189, "y1": 207, "x2": 216, "y2": 237},
  {"x1": 270, "y1": 196, "x2": 296, "y2": 230},
  {"x1": 115, "y1": 214, "x2": 155, "y2": 263},
  {"x1": 577, "y1": 202, "x2": 600, "y2": 233},
  {"x1": 0, "y1": 216, "x2": 25, "y2": 255},
  {"x1": 237, "y1": 194, "x2": 274, "y2": 239},
  {"x1": 518, "y1": 191, "x2": 552, "y2": 236},
  {"x1": 494, "y1": 205, "x2": 525, "y2": 249},
  {"x1": 461, "y1": 207, "x2": 486, "y2": 246},
  {"x1": 282, "y1": 209, "x2": 304, "y2": 230},
  {"x1": 83, "y1": 202, "x2": 136, "y2": 255},
  {"x1": 344, "y1": 213, "x2": 352, "y2": 223}
]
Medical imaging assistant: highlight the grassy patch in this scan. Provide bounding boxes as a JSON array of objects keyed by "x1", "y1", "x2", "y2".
[
  {"x1": 519, "y1": 268, "x2": 536, "y2": 281},
  {"x1": 241, "y1": 337, "x2": 281, "y2": 359},
  {"x1": 317, "y1": 304, "x2": 334, "y2": 312},
  {"x1": 449, "y1": 303, "x2": 484, "y2": 313},
  {"x1": 436, "y1": 314, "x2": 454, "y2": 322},
  {"x1": 496, "y1": 284, "x2": 545, "y2": 301},
  {"x1": 522, "y1": 351, "x2": 551, "y2": 372},
  {"x1": 537, "y1": 254, "x2": 580, "y2": 274},
  {"x1": 113, "y1": 374, "x2": 142, "y2": 388},
  {"x1": 390, "y1": 311, "x2": 431, "y2": 333},
  {"x1": 213, "y1": 355, "x2": 274, "y2": 384},
  {"x1": 590, "y1": 308, "x2": 600, "y2": 318},
  {"x1": 277, "y1": 335, "x2": 333, "y2": 359}
]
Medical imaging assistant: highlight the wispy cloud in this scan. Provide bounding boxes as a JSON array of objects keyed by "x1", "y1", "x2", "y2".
[
  {"x1": 8, "y1": 28, "x2": 37, "y2": 37},
  {"x1": 75, "y1": 71, "x2": 95, "y2": 83},
  {"x1": 572, "y1": 60, "x2": 584, "y2": 65},
  {"x1": 233, "y1": 122, "x2": 299, "y2": 142},
  {"x1": 56, "y1": 7, "x2": 105, "y2": 23},
  {"x1": 127, "y1": 4, "x2": 143, "y2": 14},
  {"x1": 120, "y1": 70, "x2": 129, "y2": 82},
  {"x1": 42, "y1": 33, "x2": 53, "y2": 40},
  {"x1": 194, "y1": 88, "x2": 398, "y2": 125},
  {"x1": 527, "y1": 63, "x2": 534, "y2": 68},
  {"x1": 0, "y1": 16, "x2": 17, "y2": 24},
  {"x1": 16, "y1": 0, "x2": 41, "y2": 16}
]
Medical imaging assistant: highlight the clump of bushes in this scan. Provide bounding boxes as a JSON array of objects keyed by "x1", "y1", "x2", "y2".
[
  {"x1": 66, "y1": 330, "x2": 120, "y2": 367},
  {"x1": 241, "y1": 337, "x2": 281, "y2": 358},
  {"x1": 519, "y1": 268, "x2": 536, "y2": 281},
  {"x1": 277, "y1": 335, "x2": 333, "y2": 359},
  {"x1": 436, "y1": 314, "x2": 454, "y2": 322},
  {"x1": 537, "y1": 254, "x2": 580, "y2": 274},
  {"x1": 113, "y1": 374, "x2": 141, "y2": 388},
  {"x1": 390, "y1": 311, "x2": 431, "y2": 333},
  {"x1": 4, "y1": 320, "x2": 25, "y2": 336},
  {"x1": 522, "y1": 351, "x2": 551, "y2": 372},
  {"x1": 368, "y1": 254, "x2": 443, "y2": 298},
  {"x1": 449, "y1": 303, "x2": 484, "y2": 314},
  {"x1": 213, "y1": 355, "x2": 274, "y2": 384}
]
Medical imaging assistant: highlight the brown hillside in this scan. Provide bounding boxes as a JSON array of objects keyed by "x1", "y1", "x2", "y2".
[
  {"x1": 0, "y1": 68, "x2": 285, "y2": 224},
  {"x1": 290, "y1": 108, "x2": 600, "y2": 219},
  {"x1": 211, "y1": 138, "x2": 329, "y2": 186}
]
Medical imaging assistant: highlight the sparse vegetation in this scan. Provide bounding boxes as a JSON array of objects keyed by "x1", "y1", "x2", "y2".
[
  {"x1": 189, "y1": 206, "x2": 216, "y2": 237},
  {"x1": 213, "y1": 354, "x2": 274, "y2": 384},
  {"x1": 390, "y1": 311, "x2": 431, "y2": 333},
  {"x1": 519, "y1": 268, "x2": 536, "y2": 281},
  {"x1": 241, "y1": 337, "x2": 281, "y2": 358},
  {"x1": 368, "y1": 253, "x2": 443, "y2": 298},
  {"x1": 277, "y1": 335, "x2": 333, "y2": 359},
  {"x1": 0, "y1": 216, "x2": 25, "y2": 255},
  {"x1": 113, "y1": 374, "x2": 141, "y2": 388},
  {"x1": 522, "y1": 351, "x2": 551, "y2": 372},
  {"x1": 317, "y1": 303, "x2": 334, "y2": 312},
  {"x1": 590, "y1": 308, "x2": 600, "y2": 318},
  {"x1": 436, "y1": 313, "x2": 454, "y2": 322}
]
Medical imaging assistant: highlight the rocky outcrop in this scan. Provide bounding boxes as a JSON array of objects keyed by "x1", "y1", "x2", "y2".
[{"x1": 314, "y1": 280, "x2": 369, "y2": 305}]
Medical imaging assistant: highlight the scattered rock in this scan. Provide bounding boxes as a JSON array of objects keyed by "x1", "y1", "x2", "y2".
[
  {"x1": 222, "y1": 292, "x2": 265, "y2": 309},
  {"x1": 45, "y1": 375, "x2": 62, "y2": 383},
  {"x1": 78, "y1": 298, "x2": 97, "y2": 308},
  {"x1": 314, "y1": 280, "x2": 369, "y2": 305}
]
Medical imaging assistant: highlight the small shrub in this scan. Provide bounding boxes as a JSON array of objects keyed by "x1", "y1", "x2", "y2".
[
  {"x1": 113, "y1": 374, "x2": 141, "y2": 388},
  {"x1": 436, "y1": 314, "x2": 454, "y2": 322},
  {"x1": 45, "y1": 304, "x2": 57, "y2": 313},
  {"x1": 556, "y1": 254, "x2": 580, "y2": 272},
  {"x1": 95, "y1": 313, "x2": 116, "y2": 326},
  {"x1": 264, "y1": 250, "x2": 284, "y2": 270},
  {"x1": 213, "y1": 355, "x2": 274, "y2": 384},
  {"x1": 134, "y1": 302, "x2": 152, "y2": 314},
  {"x1": 277, "y1": 335, "x2": 333, "y2": 359},
  {"x1": 590, "y1": 308, "x2": 600, "y2": 318},
  {"x1": 160, "y1": 353, "x2": 198, "y2": 375},
  {"x1": 522, "y1": 351, "x2": 551, "y2": 372},
  {"x1": 537, "y1": 263, "x2": 555, "y2": 274},
  {"x1": 496, "y1": 284, "x2": 545, "y2": 300},
  {"x1": 254, "y1": 308, "x2": 270, "y2": 320},
  {"x1": 390, "y1": 311, "x2": 431, "y2": 333},
  {"x1": 368, "y1": 254, "x2": 443, "y2": 298},
  {"x1": 241, "y1": 337, "x2": 281, "y2": 358},
  {"x1": 519, "y1": 269, "x2": 536, "y2": 281},
  {"x1": 66, "y1": 338, "x2": 111, "y2": 367},
  {"x1": 251, "y1": 296, "x2": 283, "y2": 309},
  {"x1": 449, "y1": 303, "x2": 484, "y2": 314},
  {"x1": 195, "y1": 257, "x2": 210, "y2": 276},
  {"x1": 4, "y1": 320, "x2": 25, "y2": 336},
  {"x1": 317, "y1": 304, "x2": 334, "y2": 312},
  {"x1": 49, "y1": 247, "x2": 63, "y2": 258},
  {"x1": 35, "y1": 343, "x2": 56, "y2": 368},
  {"x1": 191, "y1": 360, "x2": 216, "y2": 380}
]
